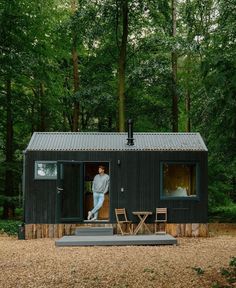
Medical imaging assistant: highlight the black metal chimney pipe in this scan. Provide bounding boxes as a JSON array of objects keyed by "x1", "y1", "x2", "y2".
[{"x1": 127, "y1": 119, "x2": 134, "y2": 145}]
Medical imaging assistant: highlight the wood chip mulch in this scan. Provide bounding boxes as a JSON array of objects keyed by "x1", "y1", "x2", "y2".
[{"x1": 0, "y1": 235, "x2": 235, "y2": 288}]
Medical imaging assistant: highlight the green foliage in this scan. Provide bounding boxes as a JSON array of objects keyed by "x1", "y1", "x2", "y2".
[
  {"x1": 192, "y1": 266, "x2": 205, "y2": 275},
  {"x1": 189, "y1": 0, "x2": 236, "y2": 207},
  {"x1": 0, "y1": 195, "x2": 23, "y2": 209},
  {"x1": 0, "y1": 220, "x2": 22, "y2": 236},
  {"x1": 211, "y1": 256, "x2": 236, "y2": 288},
  {"x1": 230, "y1": 257, "x2": 236, "y2": 268},
  {"x1": 209, "y1": 204, "x2": 236, "y2": 223},
  {"x1": 0, "y1": 0, "x2": 235, "y2": 217},
  {"x1": 0, "y1": 206, "x2": 23, "y2": 222},
  {"x1": 212, "y1": 257, "x2": 236, "y2": 288}
]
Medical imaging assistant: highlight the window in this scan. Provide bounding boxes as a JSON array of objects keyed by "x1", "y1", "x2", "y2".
[
  {"x1": 35, "y1": 161, "x2": 57, "y2": 179},
  {"x1": 161, "y1": 162, "x2": 198, "y2": 198}
]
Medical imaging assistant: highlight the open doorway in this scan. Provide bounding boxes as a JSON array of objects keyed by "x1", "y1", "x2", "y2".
[{"x1": 84, "y1": 162, "x2": 110, "y2": 221}]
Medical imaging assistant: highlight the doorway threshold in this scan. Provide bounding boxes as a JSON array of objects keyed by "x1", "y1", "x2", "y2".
[{"x1": 84, "y1": 220, "x2": 109, "y2": 223}]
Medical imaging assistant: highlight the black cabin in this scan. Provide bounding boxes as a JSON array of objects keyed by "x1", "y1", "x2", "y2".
[{"x1": 23, "y1": 131, "x2": 208, "y2": 225}]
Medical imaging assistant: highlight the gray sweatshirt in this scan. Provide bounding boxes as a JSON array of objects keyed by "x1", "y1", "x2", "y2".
[{"x1": 92, "y1": 174, "x2": 109, "y2": 194}]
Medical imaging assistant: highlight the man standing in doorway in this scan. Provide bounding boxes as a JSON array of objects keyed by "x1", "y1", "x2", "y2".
[{"x1": 87, "y1": 165, "x2": 109, "y2": 221}]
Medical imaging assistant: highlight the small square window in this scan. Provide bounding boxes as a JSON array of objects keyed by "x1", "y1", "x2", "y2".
[
  {"x1": 161, "y1": 162, "x2": 198, "y2": 198},
  {"x1": 35, "y1": 161, "x2": 57, "y2": 180}
]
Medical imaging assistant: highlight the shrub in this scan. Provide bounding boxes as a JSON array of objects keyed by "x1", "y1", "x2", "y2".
[
  {"x1": 0, "y1": 220, "x2": 22, "y2": 236},
  {"x1": 208, "y1": 203, "x2": 236, "y2": 223}
]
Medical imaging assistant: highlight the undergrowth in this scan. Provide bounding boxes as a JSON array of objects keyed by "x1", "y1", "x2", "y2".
[{"x1": 0, "y1": 220, "x2": 22, "y2": 236}]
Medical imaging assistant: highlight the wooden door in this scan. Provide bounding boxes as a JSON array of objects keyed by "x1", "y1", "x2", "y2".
[{"x1": 56, "y1": 161, "x2": 83, "y2": 223}]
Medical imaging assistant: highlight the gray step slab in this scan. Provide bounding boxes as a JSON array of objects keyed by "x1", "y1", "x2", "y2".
[
  {"x1": 75, "y1": 227, "x2": 114, "y2": 236},
  {"x1": 55, "y1": 234, "x2": 177, "y2": 247}
]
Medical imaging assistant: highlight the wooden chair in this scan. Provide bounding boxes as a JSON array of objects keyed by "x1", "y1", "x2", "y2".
[
  {"x1": 115, "y1": 208, "x2": 132, "y2": 235},
  {"x1": 155, "y1": 208, "x2": 167, "y2": 234}
]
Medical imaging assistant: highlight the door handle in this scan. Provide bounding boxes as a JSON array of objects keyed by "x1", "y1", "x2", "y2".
[{"x1": 57, "y1": 187, "x2": 63, "y2": 194}]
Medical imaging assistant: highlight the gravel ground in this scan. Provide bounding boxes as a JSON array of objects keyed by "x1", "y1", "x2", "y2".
[{"x1": 0, "y1": 235, "x2": 236, "y2": 288}]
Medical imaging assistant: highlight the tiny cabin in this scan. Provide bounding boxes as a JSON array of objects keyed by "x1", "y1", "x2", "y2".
[{"x1": 23, "y1": 130, "x2": 208, "y2": 238}]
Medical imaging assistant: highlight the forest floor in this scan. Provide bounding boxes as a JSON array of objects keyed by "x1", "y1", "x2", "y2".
[{"x1": 0, "y1": 225, "x2": 236, "y2": 288}]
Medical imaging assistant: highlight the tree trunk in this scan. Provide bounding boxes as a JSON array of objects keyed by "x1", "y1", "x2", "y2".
[
  {"x1": 171, "y1": 0, "x2": 178, "y2": 132},
  {"x1": 185, "y1": 88, "x2": 191, "y2": 132},
  {"x1": 3, "y1": 78, "x2": 15, "y2": 219},
  {"x1": 185, "y1": 55, "x2": 191, "y2": 132},
  {"x1": 117, "y1": 0, "x2": 128, "y2": 132},
  {"x1": 108, "y1": 116, "x2": 112, "y2": 130},
  {"x1": 71, "y1": 0, "x2": 80, "y2": 132},
  {"x1": 39, "y1": 82, "x2": 46, "y2": 131}
]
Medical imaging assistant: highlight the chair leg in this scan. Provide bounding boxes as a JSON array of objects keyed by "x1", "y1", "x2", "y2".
[
  {"x1": 117, "y1": 222, "x2": 133, "y2": 235},
  {"x1": 117, "y1": 223, "x2": 123, "y2": 235},
  {"x1": 161, "y1": 222, "x2": 167, "y2": 234},
  {"x1": 155, "y1": 222, "x2": 167, "y2": 234},
  {"x1": 155, "y1": 222, "x2": 158, "y2": 234},
  {"x1": 128, "y1": 223, "x2": 133, "y2": 235}
]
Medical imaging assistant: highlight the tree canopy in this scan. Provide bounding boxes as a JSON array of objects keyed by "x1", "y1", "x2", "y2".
[{"x1": 0, "y1": 0, "x2": 235, "y2": 217}]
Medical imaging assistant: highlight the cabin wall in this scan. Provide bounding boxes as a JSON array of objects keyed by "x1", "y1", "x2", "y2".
[
  {"x1": 24, "y1": 151, "x2": 117, "y2": 223},
  {"x1": 24, "y1": 150, "x2": 207, "y2": 224},
  {"x1": 116, "y1": 151, "x2": 207, "y2": 223}
]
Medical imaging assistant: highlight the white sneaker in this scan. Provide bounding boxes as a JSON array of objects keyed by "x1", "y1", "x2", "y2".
[
  {"x1": 91, "y1": 217, "x2": 97, "y2": 221},
  {"x1": 87, "y1": 211, "x2": 92, "y2": 220}
]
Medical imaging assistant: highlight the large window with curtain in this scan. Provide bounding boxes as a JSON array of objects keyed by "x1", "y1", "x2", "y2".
[{"x1": 161, "y1": 162, "x2": 198, "y2": 198}]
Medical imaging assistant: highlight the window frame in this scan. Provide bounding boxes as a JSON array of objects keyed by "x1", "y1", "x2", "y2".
[
  {"x1": 34, "y1": 161, "x2": 57, "y2": 180},
  {"x1": 160, "y1": 161, "x2": 200, "y2": 200}
]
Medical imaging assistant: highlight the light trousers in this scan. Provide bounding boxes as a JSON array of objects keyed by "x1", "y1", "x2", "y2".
[{"x1": 91, "y1": 192, "x2": 105, "y2": 219}]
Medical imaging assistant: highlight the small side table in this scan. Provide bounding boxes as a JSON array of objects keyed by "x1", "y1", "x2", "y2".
[{"x1": 132, "y1": 211, "x2": 152, "y2": 235}]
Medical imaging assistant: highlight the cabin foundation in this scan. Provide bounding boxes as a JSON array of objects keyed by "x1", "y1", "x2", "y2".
[{"x1": 24, "y1": 223, "x2": 209, "y2": 239}]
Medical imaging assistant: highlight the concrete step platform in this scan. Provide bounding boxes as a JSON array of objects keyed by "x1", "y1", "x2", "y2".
[
  {"x1": 55, "y1": 234, "x2": 177, "y2": 247},
  {"x1": 75, "y1": 227, "x2": 114, "y2": 236}
]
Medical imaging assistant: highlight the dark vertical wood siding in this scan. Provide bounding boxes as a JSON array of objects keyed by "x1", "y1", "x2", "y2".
[{"x1": 24, "y1": 150, "x2": 208, "y2": 224}]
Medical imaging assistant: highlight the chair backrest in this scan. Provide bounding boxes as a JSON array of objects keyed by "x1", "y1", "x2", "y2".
[
  {"x1": 155, "y1": 208, "x2": 167, "y2": 221},
  {"x1": 115, "y1": 208, "x2": 128, "y2": 222}
]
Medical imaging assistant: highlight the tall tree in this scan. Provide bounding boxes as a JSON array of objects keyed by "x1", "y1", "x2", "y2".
[
  {"x1": 185, "y1": 54, "x2": 191, "y2": 132},
  {"x1": 189, "y1": 0, "x2": 236, "y2": 204},
  {"x1": 0, "y1": 0, "x2": 30, "y2": 218},
  {"x1": 117, "y1": 0, "x2": 129, "y2": 132},
  {"x1": 0, "y1": 0, "x2": 61, "y2": 218},
  {"x1": 171, "y1": 0, "x2": 178, "y2": 132},
  {"x1": 71, "y1": 0, "x2": 80, "y2": 131},
  {"x1": 3, "y1": 78, "x2": 14, "y2": 218}
]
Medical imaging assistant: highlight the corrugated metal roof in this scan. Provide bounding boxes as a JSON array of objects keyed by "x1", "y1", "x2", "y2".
[{"x1": 25, "y1": 132, "x2": 207, "y2": 151}]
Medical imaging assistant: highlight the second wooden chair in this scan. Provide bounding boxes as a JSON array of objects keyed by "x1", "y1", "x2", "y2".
[{"x1": 155, "y1": 208, "x2": 167, "y2": 234}]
